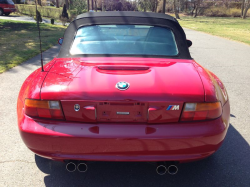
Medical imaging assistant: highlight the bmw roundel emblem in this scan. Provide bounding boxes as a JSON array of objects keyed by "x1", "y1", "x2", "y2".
[
  {"x1": 116, "y1": 81, "x2": 130, "y2": 91},
  {"x1": 74, "y1": 104, "x2": 80, "y2": 111}
]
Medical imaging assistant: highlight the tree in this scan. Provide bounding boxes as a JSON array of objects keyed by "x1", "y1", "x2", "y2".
[
  {"x1": 102, "y1": 0, "x2": 105, "y2": 11},
  {"x1": 193, "y1": 0, "x2": 201, "y2": 18},
  {"x1": 56, "y1": 0, "x2": 59, "y2": 8},
  {"x1": 69, "y1": 0, "x2": 87, "y2": 15},
  {"x1": 138, "y1": 0, "x2": 157, "y2": 12},
  {"x1": 173, "y1": 0, "x2": 180, "y2": 19},
  {"x1": 69, "y1": 0, "x2": 73, "y2": 6},
  {"x1": 91, "y1": 0, "x2": 94, "y2": 10},
  {"x1": 162, "y1": 0, "x2": 166, "y2": 13},
  {"x1": 147, "y1": 0, "x2": 158, "y2": 12},
  {"x1": 60, "y1": 4, "x2": 69, "y2": 26},
  {"x1": 94, "y1": 0, "x2": 97, "y2": 11},
  {"x1": 65, "y1": 0, "x2": 69, "y2": 9},
  {"x1": 154, "y1": 0, "x2": 158, "y2": 12},
  {"x1": 241, "y1": 0, "x2": 250, "y2": 19},
  {"x1": 37, "y1": 0, "x2": 41, "y2": 6}
]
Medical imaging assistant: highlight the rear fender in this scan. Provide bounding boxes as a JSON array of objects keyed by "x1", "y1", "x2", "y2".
[{"x1": 192, "y1": 62, "x2": 228, "y2": 106}]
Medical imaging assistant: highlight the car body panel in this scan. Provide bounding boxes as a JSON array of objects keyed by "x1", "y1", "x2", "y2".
[
  {"x1": 192, "y1": 61, "x2": 228, "y2": 105},
  {"x1": 18, "y1": 59, "x2": 57, "y2": 102}
]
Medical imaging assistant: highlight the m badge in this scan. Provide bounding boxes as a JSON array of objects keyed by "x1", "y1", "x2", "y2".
[{"x1": 166, "y1": 105, "x2": 180, "y2": 111}]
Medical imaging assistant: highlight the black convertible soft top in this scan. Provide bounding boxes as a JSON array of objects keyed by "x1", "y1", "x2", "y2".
[{"x1": 58, "y1": 11, "x2": 191, "y2": 59}]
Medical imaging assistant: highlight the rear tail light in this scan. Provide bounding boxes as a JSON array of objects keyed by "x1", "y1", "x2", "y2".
[
  {"x1": 181, "y1": 102, "x2": 222, "y2": 121},
  {"x1": 25, "y1": 99, "x2": 64, "y2": 120}
]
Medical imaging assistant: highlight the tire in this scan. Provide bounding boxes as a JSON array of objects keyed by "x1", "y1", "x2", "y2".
[
  {"x1": 0, "y1": 9, "x2": 4, "y2": 16},
  {"x1": 5, "y1": 12, "x2": 10, "y2": 16}
]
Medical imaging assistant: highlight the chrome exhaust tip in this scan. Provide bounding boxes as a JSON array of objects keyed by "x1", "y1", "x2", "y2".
[
  {"x1": 77, "y1": 163, "x2": 88, "y2": 172},
  {"x1": 156, "y1": 165, "x2": 167, "y2": 175},
  {"x1": 168, "y1": 165, "x2": 178, "y2": 175},
  {"x1": 66, "y1": 162, "x2": 76, "y2": 172}
]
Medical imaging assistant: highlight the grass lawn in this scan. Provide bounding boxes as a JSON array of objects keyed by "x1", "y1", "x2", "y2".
[
  {"x1": 178, "y1": 16, "x2": 250, "y2": 45},
  {"x1": 0, "y1": 20, "x2": 65, "y2": 73}
]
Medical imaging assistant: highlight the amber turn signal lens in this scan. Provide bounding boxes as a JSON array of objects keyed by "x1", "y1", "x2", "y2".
[
  {"x1": 25, "y1": 99, "x2": 49, "y2": 109},
  {"x1": 24, "y1": 99, "x2": 64, "y2": 120},
  {"x1": 181, "y1": 102, "x2": 222, "y2": 121}
]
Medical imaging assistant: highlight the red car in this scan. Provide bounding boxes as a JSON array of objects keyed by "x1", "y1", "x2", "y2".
[
  {"x1": 17, "y1": 12, "x2": 230, "y2": 175},
  {"x1": 0, "y1": 0, "x2": 15, "y2": 16}
]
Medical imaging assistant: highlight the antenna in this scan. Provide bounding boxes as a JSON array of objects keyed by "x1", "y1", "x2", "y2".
[{"x1": 35, "y1": 0, "x2": 44, "y2": 72}]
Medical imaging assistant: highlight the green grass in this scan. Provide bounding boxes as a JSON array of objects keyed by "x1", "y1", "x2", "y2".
[
  {"x1": 178, "y1": 16, "x2": 250, "y2": 45},
  {"x1": 0, "y1": 20, "x2": 65, "y2": 73}
]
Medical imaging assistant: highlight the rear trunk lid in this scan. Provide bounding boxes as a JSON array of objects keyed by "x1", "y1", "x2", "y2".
[{"x1": 41, "y1": 57, "x2": 204, "y2": 123}]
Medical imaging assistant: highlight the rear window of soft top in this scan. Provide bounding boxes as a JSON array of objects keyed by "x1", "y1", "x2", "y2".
[{"x1": 70, "y1": 25, "x2": 178, "y2": 56}]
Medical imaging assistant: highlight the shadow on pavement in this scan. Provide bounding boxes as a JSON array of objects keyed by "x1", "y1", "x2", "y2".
[{"x1": 35, "y1": 124, "x2": 250, "y2": 187}]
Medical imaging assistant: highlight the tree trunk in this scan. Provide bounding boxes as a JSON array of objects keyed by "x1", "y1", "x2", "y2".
[
  {"x1": 102, "y1": 0, "x2": 104, "y2": 11},
  {"x1": 56, "y1": 0, "x2": 59, "y2": 8},
  {"x1": 162, "y1": 0, "x2": 166, "y2": 13},
  {"x1": 241, "y1": 0, "x2": 245, "y2": 17},
  {"x1": 191, "y1": 2, "x2": 196, "y2": 16},
  {"x1": 87, "y1": 0, "x2": 89, "y2": 11},
  {"x1": 173, "y1": 0, "x2": 180, "y2": 19},
  {"x1": 65, "y1": 0, "x2": 69, "y2": 9},
  {"x1": 242, "y1": 4, "x2": 250, "y2": 19},
  {"x1": 95, "y1": 0, "x2": 97, "y2": 12},
  {"x1": 91, "y1": 0, "x2": 94, "y2": 10},
  {"x1": 193, "y1": 6, "x2": 198, "y2": 18},
  {"x1": 155, "y1": 0, "x2": 158, "y2": 12},
  {"x1": 193, "y1": 0, "x2": 200, "y2": 18},
  {"x1": 37, "y1": 0, "x2": 41, "y2": 6}
]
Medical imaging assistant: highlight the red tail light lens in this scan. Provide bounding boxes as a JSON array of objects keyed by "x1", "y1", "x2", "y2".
[
  {"x1": 181, "y1": 102, "x2": 222, "y2": 121},
  {"x1": 25, "y1": 99, "x2": 64, "y2": 120}
]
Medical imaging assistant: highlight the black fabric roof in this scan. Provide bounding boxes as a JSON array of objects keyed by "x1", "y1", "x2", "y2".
[
  {"x1": 58, "y1": 11, "x2": 192, "y2": 59},
  {"x1": 76, "y1": 11, "x2": 178, "y2": 22}
]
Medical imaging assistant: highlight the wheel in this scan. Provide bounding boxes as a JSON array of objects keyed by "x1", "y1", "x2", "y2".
[
  {"x1": 4, "y1": 12, "x2": 10, "y2": 16},
  {"x1": 0, "y1": 9, "x2": 4, "y2": 16}
]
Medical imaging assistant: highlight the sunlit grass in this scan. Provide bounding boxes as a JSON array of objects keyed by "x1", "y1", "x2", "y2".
[
  {"x1": 178, "y1": 16, "x2": 250, "y2": 45},
  {"x1": 0, "y1": 20, "x2": 65, "y2": 73}
]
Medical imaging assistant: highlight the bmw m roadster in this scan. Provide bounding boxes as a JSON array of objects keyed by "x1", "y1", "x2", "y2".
[{"x1": 17, "y1": 12, "x2": 230, "y2": 174}]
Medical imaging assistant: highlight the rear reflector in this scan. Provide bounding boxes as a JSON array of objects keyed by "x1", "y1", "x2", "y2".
[
  {"x1": 25, "y1": 99, "x2": 64, "y2": 120},
  {"x1": 181, "y1": 102, "x2": 222, "y2": 121}
]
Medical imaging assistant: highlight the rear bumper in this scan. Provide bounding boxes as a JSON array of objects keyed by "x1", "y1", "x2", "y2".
[{"x1": 18, "y1": 102, "x2": 230, "y2": 163}]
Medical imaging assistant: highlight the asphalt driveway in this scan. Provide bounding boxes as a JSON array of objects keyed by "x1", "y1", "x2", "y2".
[
  {"x1": 0, "y1": 29, "x2": 249, "y2": 187},
  {"x1": 0, "y1": 15, "x2": 65, "y2": 25}
]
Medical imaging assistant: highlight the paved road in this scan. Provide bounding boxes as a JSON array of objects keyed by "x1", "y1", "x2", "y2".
[
  {"x1": 0, "y1": 29, "x2": 249, "y2": 187},
  {"x1": 0, "y1": 15, "x2": 65, "y2": 25}
]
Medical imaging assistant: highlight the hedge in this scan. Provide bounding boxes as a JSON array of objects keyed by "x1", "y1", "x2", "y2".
[
  {"x1": 203, "y1": 7, "x2": 250, "y2": 17},
  {"x1": 15, "y1": 5, "x2": 75, "y2": 19},
  {"x1": 203, "y1": 1, "x2": 242, "y2": 9}
]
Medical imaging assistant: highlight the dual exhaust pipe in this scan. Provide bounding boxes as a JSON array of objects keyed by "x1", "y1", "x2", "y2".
[
  {"x1": 66, "y1": 161, "x2": 88, "y2": 172},
  {"x1": 156, "y1": 163, "x2": 178, "y2": 175},
  {"x1": 66, "y1": 161, "x2": 178, "y2": 175}
]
